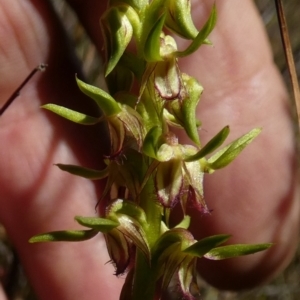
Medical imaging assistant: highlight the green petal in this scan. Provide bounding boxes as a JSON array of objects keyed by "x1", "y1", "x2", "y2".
[
  {"x1": 142, "y1": 126, "x2": 163, "y2": 158},
  {"x1": 105, "y1": 229, "x2": 132, "y2": 276},
  {"x1": 106, "y1": 200, "x2": 150, "y2": 261},
  {"x1": 182, "y1": 160, "x2": 206, "y2": 213},
  {"x1": 204, "y1": 243, "x2": 273, "y2": 260},
  {"x1": 144, "y1": 13, "x2": 166, "y2": 62},
  {"x1": 118, "y1": 104, "x2": 145, "y2": 149},
  {"x1": 101, "y1": 6, "x2": 134, "y2": 76},
  {"x1": 177, "y1": 258, "x2": 198, "y2": 299},
  {"x1": 154, "y1": 59, "x2": 183, "y2": 99},
  {"x1": 107, "y1": 116, "x2": 126, "y2": 154},
  {"x1": 175, "y1": 4, "x2": 217, "y2": 57},
  {"x1": 184, "y1": 126, "x2": 230, "y2": 162},
  {"x1": 76, "y1": 77, "x2": 121, "y2": 116},
  {"x1": 139, "y1": 0, "x2": 166, "y2": 59},
  {"x1": 152, "y1": 228, "x2": 194, "y2": 263},
  {"x1": 75, "y1": 216, "x2": 119, "y2": 232},
  {"x1": 56, "y1": 164, "x2": 109, "y2": 180},
  {"x1": 159, "y1": 243, "x2": 183, "y2": 289},
  {"x1": 207, "y1": 128, "x2": 262, "y2": 171},
  {"x1": 108, "y1": 199, "x2": 148, "y2": 229},
  {"x1": 155, "y1": 159, "x2": 183, "y2": 208},
  {"x1": 29, "y1": 229, "x2": 98, "y2": 243},
  {"x1": 183, "y1": 234, "x2": 231, "y2": 257},
  {"x1": 165, "y1": 0, "x2": 198, "y2": 39},
  {"x1": 152, "y1": 228, "x2": 194, "y2": 290},
  {"x1": 42, "y1": 104, "x2": 99, "y2": 125},
  {"x1": 180, "y1": 74, "x2": 203, "y2": 145},
  {"x1": 174, "y1": 215, "x2": 191, "y2": 230},
  {"x1": 117, "y1": 214, "x2": 150, "y2": 261},
  {"x1": 165, "y1": 74, "x2": 202, "y2": 145}
]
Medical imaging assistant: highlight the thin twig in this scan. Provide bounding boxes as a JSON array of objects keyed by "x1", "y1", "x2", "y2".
[
  {"x1": 0, "y1": 64, "x2": 48, "y2": 116},
  {"x1": 275, "y1": 0, "x2": 300, "y2": 127}
]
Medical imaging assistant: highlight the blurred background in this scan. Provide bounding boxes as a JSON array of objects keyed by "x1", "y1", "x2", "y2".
[{"x1": 0, "y1": 1, "x2": 299, "y2": 299}]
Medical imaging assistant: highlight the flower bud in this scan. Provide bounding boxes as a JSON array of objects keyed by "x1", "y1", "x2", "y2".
[
  {"x1": 101, "y1": 6, "x2": 134, "y2": 76},
  {"x1": 165, "y1": 0, "x2": 198, "y2": 39}
]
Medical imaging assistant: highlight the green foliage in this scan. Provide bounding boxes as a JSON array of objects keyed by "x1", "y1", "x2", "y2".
[{"x1": 30, "y1": 1, "x2": 269, "y2": 299}]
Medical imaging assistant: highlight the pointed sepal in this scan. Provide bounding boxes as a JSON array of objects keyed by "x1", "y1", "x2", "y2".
[
  {"x1": 29, "y1": 229, "x2": 98, "y2": 243},
  {"x1": 206, "y1": 128, "x2": 262, "y2": 171},
  {"x1": 140, "y1": 0, "x2": 166, "y2": 61},
  {"x1": 204, "y1": 243, "x2": 273, "y2": 260},
  {"x1": 107, "y1": 199, "x2": 150, "y2": 261},
  {"x1": 75, "y1": 216, "x2": 119, "y2": 232},
  {"x1": 183, "y1": 234, "x2": 231, "y2": 257},
  {"x1": 185, "y1": 126, "x2": 230, "y2": 162},
  {"x1": 165, "y1": 0, "x2": 198, "y2": 39},
  {"x1": 76, "y1": 77, "x2": 121, "y2": 116},
  {"x1": 56, "y1": 164, "x2": 109, "y2": 180},
  {"x1": 101, "y1": 6, "x2": 134, "y2": 76},
  {"x1": 42, "y1": 104, "x2": 99, "y2": 125},
  {"x1": 105, "y1": 228, "x2": 134, "y2": 275}
]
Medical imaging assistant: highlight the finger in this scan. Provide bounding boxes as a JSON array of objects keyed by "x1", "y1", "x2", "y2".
[
  {"x1": 66, "y1": 0, "x2": 299, "y2": 290},
  {"x1": 0, "y1": 285, "x2": 7, "y2": 300},
  {"x1": 0, "y1": 1, "x2": 123, "y2": 299},
  {"x1": 175, "y1": 0, "x2": 299, "y2": 289}
]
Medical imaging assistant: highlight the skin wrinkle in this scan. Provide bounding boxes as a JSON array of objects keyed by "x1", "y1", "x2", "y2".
[
  {"x1": 0, "y1": 2, "x2": 50, "y2": 106},
  {"x1": 0, "y1": 111, "x2": 54, "y2": 192},
  {"x1": 0, "y1": 11, "x2": 12, "y2": 60},
  {"x1": 0, "y1": 2, "x2": 33, "y2": 70},
  {"x1": 202, "y1": 51, "x2": 287, "y2": 148}
]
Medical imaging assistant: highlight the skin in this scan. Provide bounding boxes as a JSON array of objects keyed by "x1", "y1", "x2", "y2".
[{"x1": 0, "y1": 0, "x2": 299, "y2": 298}]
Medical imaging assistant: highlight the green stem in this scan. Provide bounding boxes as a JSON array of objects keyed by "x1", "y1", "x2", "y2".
[
  {"x1": 139, "y1": 160, "x2": 161, "y2": 247},
  {"x1": 132, "y1": 250, "x2": 157, "y2": 300},
  {"x1": 131, "y1": 171, "x2": 161, "y2": 299}
]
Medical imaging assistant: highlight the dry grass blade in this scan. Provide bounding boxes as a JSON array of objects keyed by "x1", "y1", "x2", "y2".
[
  {"x1": 0, "y1": 64, "x2": 47, "y2": 117},
  {"x1": 275, "y1": 0, "x2": 300, "y2": 128}
]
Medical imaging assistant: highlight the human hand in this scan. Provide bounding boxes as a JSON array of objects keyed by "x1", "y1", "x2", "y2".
[
  {"x1": 176, "y1": 1, "x2": 300, "y2": 290},
  {"x1": 0, "y1": 0, "x2": 298, "y2": 299}
]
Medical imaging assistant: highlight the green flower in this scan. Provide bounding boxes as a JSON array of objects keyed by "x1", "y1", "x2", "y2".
[
  {"x1": 143, "y1": 131, "x2": 208, "y2": 213},
  {"x1": 104, "y1": 199, "x2": 150, "y2": 275},
  {"x1": 152, "y1": 229, "x2": 272, "y2": 299}
]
